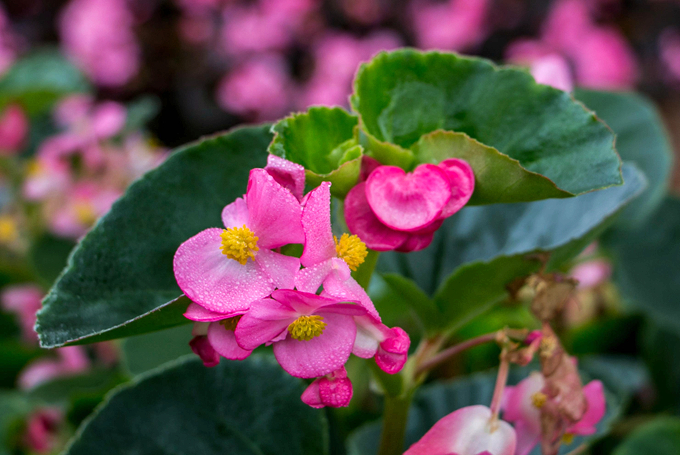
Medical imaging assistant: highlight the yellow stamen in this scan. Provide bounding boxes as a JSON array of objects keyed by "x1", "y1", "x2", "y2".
[
  {"x1": 288, "y1": 315, "x2": 326, "y2": 341},
  {"x1": 220, "y1": 225, "x2": 259, "y2": 265},
  {"x1": 26, "y1": 159, "x2": 42, "y2": 176},
  {"x1": 219, "y1": 315, "x2": 242, "y2": 331},
  {"x1": 539, "y1": 335, "x2": 557, "y2": 359},
  {"x1": 0, "y1": 216, "x2": 18, "y2": 244},
  {"x1": 334, "y1": 233, "x2": 367, "y2": 271},
  {"x1": 561, "y1": 433, "x2": 575, "y2": 445},
  {"x1": 74, "y1": 202, "x2": 97, "y2": 225},
  {"x1": 531, "y1": 392, "x2": 547, "y2": 409}
]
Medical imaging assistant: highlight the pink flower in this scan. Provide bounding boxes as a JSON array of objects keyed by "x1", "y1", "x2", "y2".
[
  {"x1": 185, "y1": 304, "x2": 252, "y2": 362},
  {"x1": 412, "y1": 0, "x2": 489, "y2": 52},
  {"x1": 235, "y1": 289, "x2": 366, "y2": 378},
  {"x1": 301, "y1": 366, "x2": 353, "y2": 408},
  {"x1": 173, "y1": 168, "x2": 304, "y2": 315},
  {"x1": 529, "y1": 54, "x2": 574, "y2": 92},
  {"x1": 660, "y1": 28, "x2": 680, "y2": 83},
  {"x1": 344, "y1": 160, "x2": 474, "y2": 252},
  {"x1": 502, "y1": 374, "x2": 606, "y2": 455},
  {"x1": 404, "y1": 405, "x2": 516, "y2": 455},
  {"x1": 571, "y1": 259, "x2": 612, "y2": 289},
  {"x1": 264, "y1": 154, "x2": 306, "y2": 201},
  {"x1": 0, "y1": 104, "x2": 28, "y2": 155},
  {"x1": 570, "y1": 27, "x2": 637, "y2": 90},
  {"x1": 1, "y1": 285, "x2": 43, "y2": 343},
  {"x1": 216, "y1": 56, "x2": 293, "y2": 121},
  {"x1": 22, "y1": 408, "x2": 63, "y2": 454},
  {"x1": 0, "y1": 5, "x2": 19, "y2": 76},
  {"x1": 46, "y1": 182, "x2": 121, "y2": 238},
  {"x1": 59, "y1": 0, "x2": 140, "y2": 87},
  {"x1": 18, "y1": 346, "x2": 91, "y2": 390},
  {"x1": 220, "y1": 4, "x2": 293, "y2": 56}
]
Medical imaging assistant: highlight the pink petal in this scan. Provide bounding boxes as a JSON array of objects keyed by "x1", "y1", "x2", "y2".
[
  {"x1": 271, "y1": 289, "x2": 355, "y2": 314},
  {"x1": 207, "y1": 322, "x2": 252, "y2": 360},
  {"x1": 404, "y1": 405, "x2": 516, "y2": 455},
  {"x1": 513, "y1": 420, "x2": 541, "y2": 455},
  {"x1": 437, "y1": 159, "x2": 475, "y2": 217},
  {"x1": 322, "y1": 273, "x2": 381, "y2": 320},
  {"x1": 274, "y1": 312, "x2": 356, "y2": 378},
  {"x1": 184, "y1": 302, "x2": 230, "y2": 322},
  {"x1": 221, "y1": 197, "x2": 250, "y2": 228},
  {"x1": 295, "y1": 259, "x2": 335, "y2": 293},
  {"x1": 376, "y1": 327, "x2": 410, "y2": 374},
  {"x1": 396, "y1": 232, "x2": 437, "y2": 253},
  {"x1": 319, "y1": 371, "x2": 353, "y2": 408},
  {"x1": 265, "y1": 154, "x2": 306, "y2": 200},
  {"x1": 173, "y1": 228, "x2": 275, "y2": 313},
  {"x1": 501, "y1": 372, "x2": 543, "y2": 434},
  {"x1": 234, "y1": 298, "x2": 298, "y2": 350},
  {"x1": 352, "y1": 325, "x2": 380, "y2": 359},
  {"x1": 568, "y1": 380, "x2": 606, "y2": 435},
  {"x1": 91, "y1": 101, "x2": 126, "y2": 138},
  {"x1": 344, "y1": 182, "x2": 408, "y2": 251},
  {"x1": 365, "y1": 165, "x2": 451, "y2": 232},
  {"x1": 189, "y1": 335, "x2": 221, "y2": 367},
  {"x1": 301, "y1": 379, "x2": 324, "y2": 408},
  {"x1": 0, "y1": 104, "x2": 28, "y2": 154},
  {"x1": 254, "y1": 248, "x2": 300, "y2": 290},
  {"x1": 300, "y1": 182, "x2": 337, "y2": 267},
  {"x1": 359, "y1": 155, "x2": 381, "y2": 182},
  {"x1": 245, "y1": 168, "x2": 304, "y2": 248}
]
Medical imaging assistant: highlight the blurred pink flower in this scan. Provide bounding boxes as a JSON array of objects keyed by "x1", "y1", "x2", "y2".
[
  {"x1": 47, "y1": 182, "x2": 122, "y2": 238},
  {"x1": 0, "y1": 104, "x2": 28, "y2": 155},
  {"x1": 530, "y1": 54, "x2": 574, "y2": 92},
  {"x1": 412, "y1": 0, "x2": 489, "y2": 52},
  {"x1": 339, "y1": 0, "x2": 386, "y2": 25},
  {"x1": 1, "y1": 284, "x2": 43, "y2": 343},
  {"x1": 216, "y1": 55, "x2": 293, "y2": 120},
  {"x1": 571, "y1": 27, "x2": 637, "y2": 90},
  {"x1": 660, "y1": 28, "x2": 680, "y2": 83},
  {"x1": 22, "y1": 408, "x2": 63, "y2": 454},
  {"x1": 59, "y1": 0, "x2": 140, "y2": 87},
  {"x1": 571, "y1": 259, "x2": 612, "y2": 289},
  {"x1": 0, "y1": 5, "x2": 19, "y2": 76},
  {"x1": 19, "y1": 346, "x2": 91, "y2": 390}
]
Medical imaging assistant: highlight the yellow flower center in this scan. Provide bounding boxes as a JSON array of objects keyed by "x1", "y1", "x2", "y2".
[
  {"x1": 74, "y1": 202, "x2": 97, "y2": 226},
  {"x1": 334, "y1": 233, "x2": 367, "y2": 271},
  {"x1": 531, "y1": 392, "x2": 547, "y2": 409},
  {"x1": 220, "y1": 225, "x2": 259, "y2": 265},
  {"x1": 0, "y1": 216, "x2": 18, "y2": 243},
  {"x1": 219, "y1": 315, "x2": 242, "y2": 331},
  {"x1": 561, "y1": 433, "x2": 575, "y2": 444},
  {"x1": 26, "y1": 159, "x2": 42, "y2": 176},
  {"x1": 288, "y1": 315, "x2": 326, "y2": 341}
]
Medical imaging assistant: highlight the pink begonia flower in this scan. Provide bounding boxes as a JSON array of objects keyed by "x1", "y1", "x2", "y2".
[
  {"x1": 264, "y1": 154, "x2": 306, "y2": 201},
  {"x1": 571, "y1": 259, "x2": 612, "y2": 289},
  {"x1": 411, "y1": 0, "x2": 489, "y2": 52},
  {"x1": 0, "y1": 104, "x2": 28, "y2": 155},
  {"x1": 1, "y1": 285, "x2": 43, "y2": 343},
  {"x1": 19, "y1": 346, "x2": 91, "y2": 390},
  {"x1": 22, "y1": 408, "x2": 63, "y2": 454},
  {"x1": 344, "y1": 160, "x2": 474, "y2": 252},
  {"x1": 502, "y1": 374, "x2": 606, "y2": 455},
  {"x1": 59, "y1": 0, "x2": 140, "y2": 87},
  {"x1": 46, "y1": 182, "x2": 121, "y2": 238},
  {"x1": 235, "y1": 289, "x2": 366, "y2": 378},
  {"x1": 339, "y1": 0, "x2": 385, "y2": 25},
  {"x1": 570, "y1": 27, "x2": 637, "y2": 90},
  {"x1": 216, "y1": 55, "x2": 293, "y2": 121},
  {"x1": 542, "y1": 0, "x2": 593, "y2": 54},
  {"x1": 660, "y1": 28, "x2": 680, "y2": 83},
  {"x1": 301, "y1": 366, "x2": 353, "y2": 408},
  {"x1": 220, "y1": 4, "x2": 293, "y2": 56},
  {"x1": 529, "y1": 54, "x2": 574, "y2": 92},
  {"x1": 404, "y1": 405, "x2": 516, "y2": 455},
  {"x1": 174, "y1": 168, "x2": 304, "y2": 315},
  {"x1": 185, "y1": 304, "x2": 252, "y2": 362}
]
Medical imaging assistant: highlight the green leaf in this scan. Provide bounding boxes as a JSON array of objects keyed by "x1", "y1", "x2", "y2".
[
  {"x1": 613, "y1": 417, "x2": 680, "y2": 455},
  {"x1": 604, "y1": 197, "x2": 680, "y2": 334},
  {"x1": 351, "y1": 50, "x2": 622, "y2": 195},
  {"x1": 36, "y1": 125, "x2": 273, "y2": 348},
  {"x1": 575, "y1": 90, "x2": 674, "y2": 228},
  {"x1": 64, "y1": 356, "x2": 329, "y2": 455},
  {"x1": 123, "y1": 96, "x2": 161, "y2": 132},
  {"x1": 378, "y1": 164, "x2": 645, "y2": 333},
  {"x1": 269, "y1": 107, "x2": 362, "y2": 197},
  {"x1": 643, "y1": 324, "x2": 680, "y2": 413},
  {"x1": 0, "y1": 392, "x2": 36, "y2": 455},
  {"x1": 28, "y1": 234, "x2": 77, "y2": 287},
  {"x1": 122, "y1": 324, "x2": 193, "y2": 375},
  {"x1": 412, "y1": 130, "x2": 571, "y2": 204},
  {"x1": 0, "y1": 49, "x2": 90, "y2": 116}
]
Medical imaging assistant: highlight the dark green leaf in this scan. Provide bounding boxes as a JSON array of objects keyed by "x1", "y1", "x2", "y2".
[
  {"x1": 64, "y1": 356, "x2": 329, "y2": 455},
  {"x1": 613, "y1": 417, "x2": 680, "y2": 455},
  {"x1": 29, "y1": 368, "x2": 127, "y2": 406},
  {"x1": 0, "y1": 392, "x2": 35, "y2": 455},
  {"x1": 575, "y1": 90, "x2": 674, "y2": 228},
  {"x1": 122, "y1": 324, "x2": 193, "y2": 375},
  {"x1": 642, "y1": 324, "x2": 680, "y2": 413},
  {"x1": 28, "y1": 234, "x2": 77, "y2": 287},
  {"x1": 37, "y1": 125, "x2": 272, "y2": 348},
  {"x1": 352, "y1": 50, "x2": 622, "y2": 195}
]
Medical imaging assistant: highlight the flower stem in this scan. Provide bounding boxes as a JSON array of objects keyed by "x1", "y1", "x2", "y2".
[
  {"x1": 415, "y1": 331, "x2": 499, "y2": 377},
  {"x1": 490, "y1": 348, "x2": 510, "y2": 420},
  {"x1": 353, "y1": 249, "x2": 379, "y2": 290},
  {"x1": 377, "y1": 393, "x2": 413, "y2": 455}
]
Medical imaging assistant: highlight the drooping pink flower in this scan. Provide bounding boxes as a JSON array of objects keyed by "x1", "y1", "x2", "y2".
[
  {"x1": 185, "y1": 304, "x2": 252, "y2": 362},
  {"x1": 404, "y1": 405, "x2": 516, "y2": 455},
  {"x1": 235, "y1": 289, "x2": 366, "y2": 378},
  {"x1": 411, "y1": 0, "x2": 489, "y2": 52},
  {"x1": 216, "y1": 55, "x2": 293, "y2": 121},
  {"x1": 0, "y1": 104, "x2": 28, "y2": 155},
  {"x1": 1, "y1": 284, "x2": 43, "y2": 343},
  {"x1": 174, "y1": 168, "x2": 304, "y2": 315},
  {"x1": 59, "y1": 0, "x2": 140, "y2": 87},
  {"x1": 22, "y1": 408, "x2": 63, "y2": 454},
  {"x1": 301, "y1": 366, "x2": 353, "y2": 408},
  {"x1": 502, "y1": 374, "x2": 606, "y2": 455},
  {"x1": 18, "y1": 346, "x2": 91, "y2": 390},
  {"x1": 344, "y1": 160, "x2": 474, "y2": 252},
  {"x1": 264, "y1": 154, "x2": 306, "y2": 201}
]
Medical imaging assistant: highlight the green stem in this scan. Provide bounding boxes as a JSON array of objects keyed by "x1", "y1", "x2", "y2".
[
  {"x1": 377, "y1": 393, "x2": 413, "y2": 455},
  {"x1": 353, "y1": 249, "x2": 379, "y2": 290}
]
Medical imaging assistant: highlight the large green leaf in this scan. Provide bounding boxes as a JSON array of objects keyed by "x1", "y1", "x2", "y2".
[
  {"x1": 351, "y1": 50, "x2": 622, "y2": 196},
  {"x1": 378, "y1": 164, "x2": 645, "y2": 333},
  {"x1": 36, "y1": 125, "x2": 273, "y2": 348},
  {"x1": 613, "y1": 417, "x2": 680, "y2": 455},
  {"x1": 63, "y1": 356, "x2": 329, "y2": 455},
  {"x1": 0, "y1": 392, "x2": 35, "y2": 455},
  {"x1": 604, "y1": 197, "x2": 680, "y2": 334},
  {"x1": 575, "y1": 90, "x2": 674, "y2": 228},
  {"x1": 122, "y1": 324, "x2": 193, "y2": 375}
]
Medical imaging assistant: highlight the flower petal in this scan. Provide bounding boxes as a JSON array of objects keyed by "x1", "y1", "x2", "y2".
[
  {"x1": 396, "y1": 232, "x2": 437, "y2": 253},
  {"x1": 189, "y1": 335, "x2": 221, "y2": 367},
  {"x1": 344, "y1": 182, "x2": 408, "y2": 251},
  {"x1": 301, "y1": 379, "x2": 324, "y2": 409},
  {"x1": 265, "y1": 154, "x2": 306, "y2": 201},
  {"x1": 295, "y1": 259, "x2": 335, "y2": 293},
  {"x1": 300, "y1": 182, "x2": 337, "y2": 267},
  {"x1": 184, "y1": 302, "x2": 230, "y2": 322},
  {"x1": 319, "y1": 373, "x2": 353, "y2": 408},
  {"x1": 365, "y1": 164, "x2": 451, "y2": 232},
  {"x1": 173, "y1": 228, "x2": 274, "y2": 313},
  {"x1": 376, "y1": 327, "x2": 410, "y2": 374},
  {"x1": 274, "y1": 312, "x2": 356, "y2": 378},
  {"x1": 246, "y1": 168, "x2": 304, "y2": 248},
  {"x1": 234, "y1": 298, "x2": 297, "y2": 351},
  {"x1": 221, "y1": 197, "x2": 250, "y2": 228},
  {"x1": 254, "y1": 248, "x2": 300, "y2": 290},
  {"x1": 322, "y1": 273, "x2": 380, "y2": 320},
  {"x1": 271, "y1": 289, "x2": 350, "y2": 315},
  {"x1": 207, "y1": 322, "x2": 252, "y2": 360},
  {"x1": 568, "y1": 380, "x2": 606, "y2": 435},
  {"x1": 438, "y1": 159, "x2": 475, "y2": 218}
]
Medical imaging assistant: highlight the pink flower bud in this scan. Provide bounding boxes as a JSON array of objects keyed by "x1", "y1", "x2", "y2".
[{"x1": 0, "y1": 104, "x2": 28, "y2": 155}]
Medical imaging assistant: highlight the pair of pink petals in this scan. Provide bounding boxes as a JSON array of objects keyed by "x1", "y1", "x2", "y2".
[{"x1": 345, "y1": 159, "x2": 474, "y2": 252}]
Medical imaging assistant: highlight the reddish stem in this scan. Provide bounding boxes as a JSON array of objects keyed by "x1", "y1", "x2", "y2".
[
  {"x1": 415, "y1": 332, "x2": 498, "y2": 377},
  {"x1": 490, "y1": 349, "x2": 510, "y2": 420}
]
